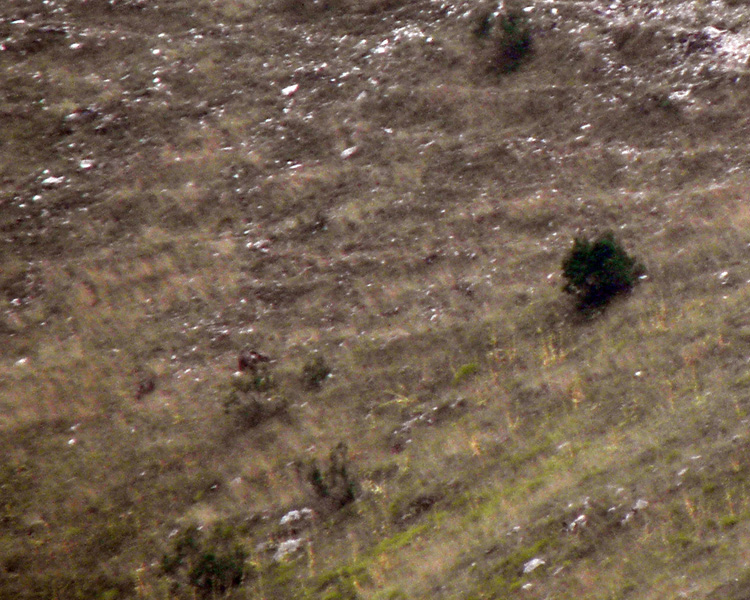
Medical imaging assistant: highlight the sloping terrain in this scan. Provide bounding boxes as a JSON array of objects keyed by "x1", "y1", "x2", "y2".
[{"x1": 2, "y1": 0, "x2": 750, "y2": 598}]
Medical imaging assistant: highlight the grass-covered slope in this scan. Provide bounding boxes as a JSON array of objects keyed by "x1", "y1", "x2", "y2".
[{"x1": 3, "y1": 0, "x2": 750, "y2": 598}]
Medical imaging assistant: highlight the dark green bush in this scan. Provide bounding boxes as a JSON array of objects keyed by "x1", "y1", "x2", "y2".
[
  {"x1": 188, "y1": 549, "x2": 246, "y2": 596},
  {"x1": 162, "y1": 525, "x2": 251, "y2": 598},
  {"x1": 561, "y1": 231, "x2": 644, "y2": 309},
  {"x1": 301, "y1": 355, "x2": 331, "y2": 389},
  {"x1": 308, "y1": 442, "x2": 357, "y2": 510},
  {"x1": 474, "y1": 5, "x2": 534, "y2": 73},
  {"x1": 493, "y1": 9, "x2": 533, "y2": 73}
]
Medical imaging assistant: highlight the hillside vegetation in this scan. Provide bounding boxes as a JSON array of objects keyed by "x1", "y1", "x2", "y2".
[{"x1": 3, "y1": 0, "x2": 750, "y2": 598}]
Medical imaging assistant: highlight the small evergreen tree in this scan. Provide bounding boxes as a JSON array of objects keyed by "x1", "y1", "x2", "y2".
[
  {"x1": 473, "y1": 3, "x2": 534, "y2": 74},
  {"x1": 561, "y1": 231, "x2": 644, "y2": 310},
  {"x1": 493, "y1": 9, "x2": 533, "y2": 73}
]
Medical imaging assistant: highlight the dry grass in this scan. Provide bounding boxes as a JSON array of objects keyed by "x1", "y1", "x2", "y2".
[{"x1": 3, "y1": 0, "x2": 750, "y2": 598}]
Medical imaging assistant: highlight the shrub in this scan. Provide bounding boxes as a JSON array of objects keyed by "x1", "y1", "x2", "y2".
[
  {"x1": 224, "y1": 390, "x2": 287, "y2": 428},
  {"x1": 493, "y1": 9, "x2": 533, "y2": 73},
  {"x1": 307, "y1": 442, "x2": 358, "y2": 510},
  {"x1": 224, "y1": 373, "x2": 286, "y2": 428},
  {"x1": 561, "y1": 231, "x2": 644, "y2": 310},
  {"x1": 302, "y1": 355, "x2": 331, "y2": 389},
  {"x1": 188, "y1": 550, "x2": 246, "y2": 596},
  {"x1": 161, "y1": 525, "x2": 251, "y2": 598},
  {"x1": 235, "y1": 352, "x2": 274, "y2": 392},
  {"x1": 474, "y1": 4, "x2": 534, "y2": 74}
]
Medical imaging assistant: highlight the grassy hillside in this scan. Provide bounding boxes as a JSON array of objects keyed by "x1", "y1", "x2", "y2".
[{"x1": 3, "y1": 0, "x2": 750, "y2": 598}]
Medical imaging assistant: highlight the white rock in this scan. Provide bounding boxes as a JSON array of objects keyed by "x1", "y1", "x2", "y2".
[
  {"x1": 522, "y1": 557, "x2": 546, "y2": 574},
  {"x1": 568, "y1": 514, "x2": 588, "y2": 532},
  {"x1": 280, "y1": 510, "x2": 301, "y2": 526},
  {"x1": 273, "y1": 538, "x2": 304, "y2": 561},
  {"x1": 41, "y1": 175, "x2": 65, "y2": 187},
  {"x1": 340, "y1": 146, "x2": 358, "y2": 159},
  {"x1": 281, "y1": 83, "x2": 299, "y2": 97}
]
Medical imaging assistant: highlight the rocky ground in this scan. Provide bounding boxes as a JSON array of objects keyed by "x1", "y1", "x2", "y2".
[{"x1": 3, "y1": 0, "x2": 750, "y2": 598}]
